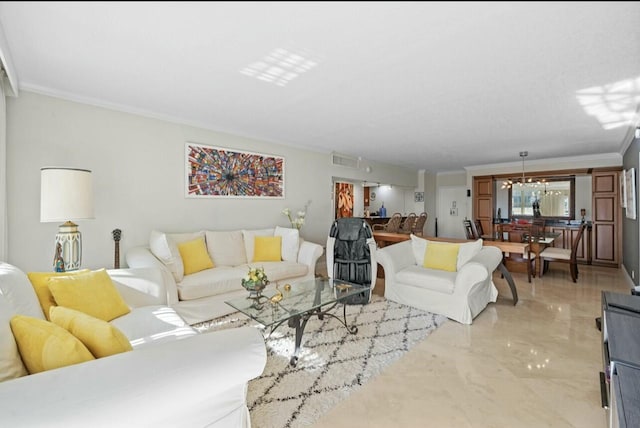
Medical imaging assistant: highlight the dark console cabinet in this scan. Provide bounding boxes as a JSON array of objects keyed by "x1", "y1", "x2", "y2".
[{"x1": 601, "y1": 292, "x2": 640, "y2": 428}]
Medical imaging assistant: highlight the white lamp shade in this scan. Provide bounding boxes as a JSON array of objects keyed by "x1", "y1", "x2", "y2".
[{"x1": 40, "y1": 167, "x2": 94, "y2": 222}]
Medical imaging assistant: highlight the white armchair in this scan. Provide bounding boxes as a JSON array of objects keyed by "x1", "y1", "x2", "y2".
[{"x1": 377, "y1": 238, "x2": 502, "y2": 324}]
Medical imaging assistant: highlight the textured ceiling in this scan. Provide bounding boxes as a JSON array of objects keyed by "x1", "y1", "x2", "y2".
[{"x1": 1, "y1": 2, "x2": 639, "y2": 171}]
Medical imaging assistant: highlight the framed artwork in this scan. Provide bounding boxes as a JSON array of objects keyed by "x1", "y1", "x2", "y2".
[
  {"x1": 414, "y1": 191, "x2": 424, "y2": 202},
  {"x1": 186, "y1": 143, "x2": 284, "y2": 198},
  {"x1": 335, "y1": 182, "x2": 354, "y2": 218},
  {"x1": 625, "y1": 168, "x2": 636, "y2": 220},
  {"x1": 620, "y1": 171, "x2": 626, "y2": 208}
]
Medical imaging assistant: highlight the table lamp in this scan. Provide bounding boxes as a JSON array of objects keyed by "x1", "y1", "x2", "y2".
[{"x1": 40, "y1": 167, "x2": 94, "y2": 271}]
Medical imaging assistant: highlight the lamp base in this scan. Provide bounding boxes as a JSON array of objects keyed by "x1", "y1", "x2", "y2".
[{"x1": 54, "y1": 221, "x2": 82, "y2": 271}]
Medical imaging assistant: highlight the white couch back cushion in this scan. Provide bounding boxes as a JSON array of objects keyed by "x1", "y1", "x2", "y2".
[
  {"x1": 205, "y1": 231, "x2": 247, "y2": 267},
  {"x1": 274, "y1": 226, "x2": 300, "y2": 262},
  {"x1": 0, "y1": 263, "x2": 44, "y2": 381}
]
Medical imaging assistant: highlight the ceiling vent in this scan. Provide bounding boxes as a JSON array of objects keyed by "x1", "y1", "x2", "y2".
[{"x1": 331, "y1": 152, "x2": 359, "y2": 169}]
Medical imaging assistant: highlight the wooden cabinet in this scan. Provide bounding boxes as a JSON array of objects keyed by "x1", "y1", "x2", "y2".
[
  {"x1": 592, "y1": 171, "x2": 622, "y2": 267},
  {"x1": 473, "y1": 176, "x2": 494, "y2": 237}
]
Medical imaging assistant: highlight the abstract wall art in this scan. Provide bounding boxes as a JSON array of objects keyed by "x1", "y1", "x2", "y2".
[
  {"x1": 186, "y1": 143, "x2": 285, "y2": 198},
  {"x1": 335, "y1": 182, "x2": 354, "y2": 218}
]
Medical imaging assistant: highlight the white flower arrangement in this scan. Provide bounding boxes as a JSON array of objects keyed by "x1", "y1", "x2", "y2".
[{"x1": 282, "y1": 206, "x2": 306, "y2": 230}]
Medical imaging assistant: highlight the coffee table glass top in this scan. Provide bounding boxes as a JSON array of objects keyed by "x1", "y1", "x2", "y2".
[{"x1": 225, "y1": 277, "x2": 367, "y2": 327}]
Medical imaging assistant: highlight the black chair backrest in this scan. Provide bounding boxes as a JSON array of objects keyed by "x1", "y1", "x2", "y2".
[{"x1": 329, "y1": 218, "x2": 372, "y2": 287}]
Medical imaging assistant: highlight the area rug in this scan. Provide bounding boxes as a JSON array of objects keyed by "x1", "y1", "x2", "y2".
[{"x1": 194, "y1": 296, "x2": 446, "y2": 428}]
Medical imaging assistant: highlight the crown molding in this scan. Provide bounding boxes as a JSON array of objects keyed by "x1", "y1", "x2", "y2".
[{"x1": 464, "y1": 152, "x2": 622, "y2": 173}]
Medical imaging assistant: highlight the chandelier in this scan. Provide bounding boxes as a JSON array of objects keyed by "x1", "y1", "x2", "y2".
[{"x1": 501, "y1": 151, "x2": 543, "y2": 189}]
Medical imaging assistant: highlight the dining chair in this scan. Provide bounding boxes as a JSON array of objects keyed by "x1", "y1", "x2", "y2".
[
  {"x1": 463, "y1": 219, "x2": 476, "y2": 239},
  {"x1": 399, "y1": 213, "x2": 417, "y2": 234},
  {"x1": 372, "y1": 212, "x2": 403, "y2": 233},
  {"x1": 499, "y1": 223, "x2": 535, "y2": 283},
  {"x1": 473, "y1": 219, "x2": 485, "y2": 237},
  {"x1": 412, "y1": 212, "x2": 428, "y2": 236},
  {"x1": 539, "y1": 222, "x2": 587, "y2": 282}
]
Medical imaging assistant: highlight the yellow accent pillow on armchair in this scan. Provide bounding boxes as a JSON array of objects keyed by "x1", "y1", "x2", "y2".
[
  {"x1": 423, "y1": 242, "x2": 460, "y2": 272},
  {"x1": 48, "y1": 269, "x2": 131, "y2": 322},
  {"x1": 49, "y1": 306, "x2": 133, "y2": 358}
]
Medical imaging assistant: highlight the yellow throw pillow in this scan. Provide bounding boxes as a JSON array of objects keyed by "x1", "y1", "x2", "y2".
[
  {"x1": 49, "y1": 306, "x2": 133, "y2": 358},
  {"x1": 253, "y1": 236, "x2": 282, "y2": 262},
  {"x1": 10, "y1": 315, "x2": 95, "y2": 374},
  {"x1": 423, "y1": 242, "x2": 460, "y2": 272},
  {"x1": 27, "y1": 270, "x2": 91, "y2": 320},
  {"x1": 177, "y1": 237, "x2": 214, "y2": 275},
  {"x1": 48, "y1": 269, "x2": 131, "y2": 322}
]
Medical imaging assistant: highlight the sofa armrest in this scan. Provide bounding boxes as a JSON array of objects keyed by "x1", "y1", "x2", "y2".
[
  {"x1": 124, "y1": 247, "x2": 179, "y2": 306},
  {"x1": 107, "y1": 268, "x2": 174, "y2": 308},
  {"x1": 297, "y1": 240, "x2": 324, "y2": 275},
  {"x1": 454, "y1": 262, "x2": 490, "y2": 295},
  {"x1": 376, "y1": 240, "x2": 415, "y2": 276},
  {"x1": 0, "y1": 327, "x2": 267, "y2": 427}
]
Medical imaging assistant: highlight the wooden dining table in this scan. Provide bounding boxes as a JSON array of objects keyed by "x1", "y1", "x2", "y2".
[{"x1": 372, "y1": 231, "x2": 521, "y2": 305}]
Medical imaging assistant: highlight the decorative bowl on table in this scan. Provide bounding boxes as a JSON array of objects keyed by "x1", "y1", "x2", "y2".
[{"x1": 241, "y1": 267, "x2": 269, "y2": 299}]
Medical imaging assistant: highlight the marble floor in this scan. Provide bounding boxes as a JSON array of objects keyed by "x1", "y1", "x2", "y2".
[{"x1": 313, "y1": 264, "x2": 629, "y2": 428}]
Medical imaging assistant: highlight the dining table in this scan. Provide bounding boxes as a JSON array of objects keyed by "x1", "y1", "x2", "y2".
[{"x1": 372, "y1": 231, "x2": 520, "y2": 305}]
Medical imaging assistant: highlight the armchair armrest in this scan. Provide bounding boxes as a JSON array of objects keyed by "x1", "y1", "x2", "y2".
[
  {"x1": 124, "y1": 247, "x2": 179, "y2": 306},
  {"x1": 0, "y1": 327, "x2": 267, "y2": 427},
  {"x1": 454, "y1": 262, "x2": 490, "y2": 295},
  {"x1": 467, "y1": 246, "x2": 503, "y2": 273},
  {"x1": 297, "y1": 240, "x2": 324, "y2": 276},
  {"x1": 376, "y1": 240, "x2": 415, "y2": 277}
]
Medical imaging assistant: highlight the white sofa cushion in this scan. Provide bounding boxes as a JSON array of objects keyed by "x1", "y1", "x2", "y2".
[
  {"x1": 110, "y1": 305, "x2": 197, "y2": 349},
  {"x1": 0, "y1": 263, "x2": 45, "y2": 320},
  {"x1": 205, "y1": 230, "x2": 247, "y2": 267},
  {"x1": 395, "y1": 265, "x2": 456, "y2": 294},
  {"x1": 275, "y1": 226, "x2": 300, "y2": 262},
  {"x1": 177, "y1": 266, "x2": 245, "y2": 301},
  {"x1": 242, "y1": 228, "x2": 275, "y2": 262},
  {"x1": 410, "y1": 235, "x2": 483, "y2": 271},
  {"x1": 242, "y1": 261, "x2": 309, "y2": 282},
  {"x1": 0, "y1": 298, "x2": 28, "y2": 381}
]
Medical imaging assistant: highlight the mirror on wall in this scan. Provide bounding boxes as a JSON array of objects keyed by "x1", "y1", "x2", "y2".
[{"x1": 508, "y1": 177, "x2": 575, "y2": 220}]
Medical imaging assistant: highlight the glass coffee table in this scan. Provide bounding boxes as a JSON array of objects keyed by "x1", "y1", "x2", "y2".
[{"x1": 226, "y1": 277, "x2": 367, "y2": 366}]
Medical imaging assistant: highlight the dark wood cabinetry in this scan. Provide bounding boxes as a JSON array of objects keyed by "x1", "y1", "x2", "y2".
[
  {"x1": 592, "y1": 171, "x2": 622, "y2": 267},
  {"x1": 472, "y1": 168, "x2": 621, "y2": 269},
  {"x1": 473, "y1": 176, "x2": 494, "y2": 238}
]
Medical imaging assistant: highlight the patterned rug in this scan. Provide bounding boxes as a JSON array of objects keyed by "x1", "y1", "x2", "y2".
[{"x1": 194, "y1": 295, "x2": 446, "y2": 428}]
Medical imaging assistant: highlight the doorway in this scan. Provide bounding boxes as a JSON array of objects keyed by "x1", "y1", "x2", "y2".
[{"x1": 437, "y1": 185, "x2": 468, "y2": 239}]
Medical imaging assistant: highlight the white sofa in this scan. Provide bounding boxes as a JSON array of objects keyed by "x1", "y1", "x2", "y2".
[
  {"x1": 126, "y1": 227, "x2": 324, "y2": 324},
  {"x1": 376, "y1": 235, "x2": 503, "y2": 324},
  {"x1": 0, "y1": 263, "x2": 267, "y2": 427}
]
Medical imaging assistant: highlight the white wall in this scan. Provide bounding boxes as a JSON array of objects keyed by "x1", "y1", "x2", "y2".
[{"x1": 7, "y1": 92, "x2": 417, "y2": 271}]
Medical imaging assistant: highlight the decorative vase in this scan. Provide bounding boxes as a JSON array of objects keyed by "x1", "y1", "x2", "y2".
[{"x1": 242, "y1": 281, "x2": 267, "y2": 299}]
